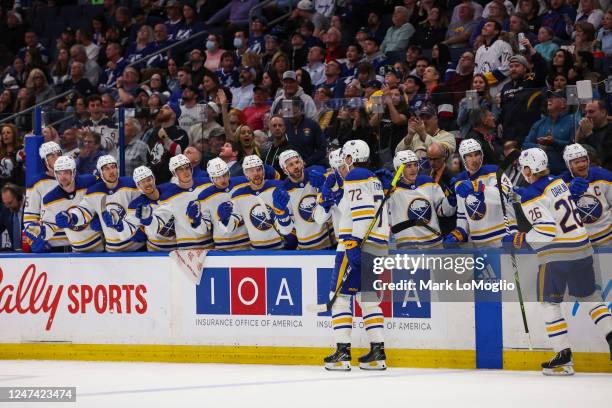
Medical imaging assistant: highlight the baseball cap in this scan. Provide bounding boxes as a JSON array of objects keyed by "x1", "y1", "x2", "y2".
[
  {"x1": 509, "y1": 54, "x2": 529, "y2": 68},
  {"x1": 240, "y1": 66, "x2": 257, "y2": 76},
  {"x1": 297, "y1": 0, "x2": 314, "y2": 11},
  {"x1": 252, "y1": 15, "x2": 268, "y2": 25},
  {"x1": 418, "y1": 103, "x2": 437, "y2": 118},
  {"x1": 282, "y1": 70, "x2": 297, "y2": 81},
  {"x1": 207, "y1": 102, "x2": 220, "y2": 114},
  {"x1": 365, "y1": 80, "x2": 382, "y2": 90},
  {"x1": 547, "y1": 89, "x2": 566, "y2": 99},
  {"x1": 209, "y1": 127, "x2": 226, "y2": 139}
]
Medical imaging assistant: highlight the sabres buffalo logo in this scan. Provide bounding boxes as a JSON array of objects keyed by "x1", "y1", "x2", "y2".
[
  {"x1": 575, "y1": 194, "x2": 603, "y2": 224},
  {"x1": 465, "y1": 194, "x2": 486, "y2": 221},
  {"x1": 249, "y1": 203, "x2": 274, "y2": 231},
  {"x1": 298, "y1": 194, "x2": 317, "y2": 222},
  {"x1": 104, "y1": 202, "x2": 127, "y2": 225},
  {"x1": 407, "y1": 198, "x2": 432, "y2": 224},
  {"x1": 159, "y1": 215, "x2": 176, "y2": 237}
]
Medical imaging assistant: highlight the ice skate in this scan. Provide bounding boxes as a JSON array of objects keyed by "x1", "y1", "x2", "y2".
[
  {"x1": 541, "y1": 348, "x2": 574, "y2": 376},
  {"x1": 358, "y1": 342, "x2": 387, "y2": 370},
  {"x1": 324, "y1": 343, "x2": 352, "y2": 371}
]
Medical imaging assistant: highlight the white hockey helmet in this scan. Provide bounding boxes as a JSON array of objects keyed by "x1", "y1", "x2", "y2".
[
  {"x1": 133, "y1": 166, "x2": 154, "y2": 184},
  {"x1": 278, "y1": 149, "x2": 301, "y2": 171},
  {"x1": 169, "y1": 154, "x2": 191, "y2": 176},
  {"x1": 328, "y1": 149, "x2": 345, "y2": 170},
  {"x1": 96, "y1": 154, "x2": 118, "y2": 175},
  {"x1": 519, "y1": 148, "x2": 548, "y2": 173},
  {"x1": 563, "y1": 143, "x2": 589, "y2": 169},
  {"x1": 393, "y1": 150, "x2": 419, "y2": 171},
  {"x1": 342, "y1": 139, "x2": 370, "y2": 164},
  {"x1": 53, "y1": 155, "x2": 76, "y2": 174},
  {"x1": 206, "y1": 157, "x2": 229, "y2": 178},
  {"x1": 39, "y1": 141, "x2": 62, "y2": 163},
  {"x1": 458, "y1": 139, "x2": 482, "y2": 163},
  {"x1": 242, "y1": 155, "x2": 263, "y2": 172}
]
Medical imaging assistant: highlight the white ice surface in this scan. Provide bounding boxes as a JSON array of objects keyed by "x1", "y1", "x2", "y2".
[{"x1": 0, "y1": 360, "x2": 610, "y2": 408}]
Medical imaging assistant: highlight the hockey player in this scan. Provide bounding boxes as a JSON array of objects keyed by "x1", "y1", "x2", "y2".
[
  {"x1": 444, "y1": 139, "x2": 517, "y2": 246},
  {"x1": 503, "y1": 148, "x2": 612, "y2": 375},
  {"x1": 276, "y1": 149, "x2": 333, "y2": 249},
  {"x1": 324, "y1": 139, "x2": 390, "y2": 371},
  {"x1": 121, "y1": 166, "x2": 176, "y2": 251},
  {"x1": 185, "y1": 158, "x2": 250, "y2": 250},
  {"x1": 389, "y1": 150, "x2": 456, "y2": 248},
  {"x1": 313, "y1": 148, "x2": 348, "y2": 242},
  {"x1": 218, "y1": 155, "x2": 291, "y2": 250},
  {"x1": 31, "y1": 156, "x2": 101, "y2": 252},
  {"x1": 560, "y1": 144, "x2": 611, "y2": 246},
  {"x1": 23, "y1": 141, "x2": 64, "y2": 248},
  {"x1": 55, "y1": 155, "x2": 143, "y2": 252},
  {"x1": 145, "y1": 154, "x2": 212, "y2": 250}
]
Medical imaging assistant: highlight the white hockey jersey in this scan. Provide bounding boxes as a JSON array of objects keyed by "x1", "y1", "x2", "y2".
[
  {"x1": 23, "y1": 173, "x2": 66, "y2": 247},
  {"x1": 453, "y1": 165, "x2": 517, "y2": 246},
  {"x1": 389, "y1": 176, "x2": 456, "y2": 248},
  {"x1": 281, "y1": 167, "x2": 333, "y2": 250},
  {"x1": 475, "y1": 38, "x2": 512, "y2": 96},
  {"x1": 519, "y1": 176, "x2": 593, "y2": 264},
  {"x1": 337, "y1": 167, "x2": 389, "y2": 251},
  {"x1": 193, "y1": 176, "x2": 250, "y2": 250},
  {"x1": 561, "y1": 168, "x2": 612, "y2": 246},
  {"x1": 224, "y1": 180, "x2": 291, "y2": 249},
  {"x1": 118, "y1": 183, "x2": 177, "y2": 252},
  {"x1": 40, "y1": 174, "x2": 102, "y2": 252},
  {"x1": 152, "y1": 177, "x2": 212, "y2": 250},
  {"x1": 82, "y1": 118, "x2": 119, "y2": 161},
  {"x1": 69, "y1": 177, "x2": 143, "y2": 252}
]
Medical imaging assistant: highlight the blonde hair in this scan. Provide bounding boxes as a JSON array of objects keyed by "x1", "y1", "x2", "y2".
[{"x1": 26, "y1": 68, "x2": 48, "y2": 88}]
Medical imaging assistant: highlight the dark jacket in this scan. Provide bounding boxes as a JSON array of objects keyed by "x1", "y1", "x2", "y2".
[
  {"x1": 147, "y1": 124, "x2": 190, "y2": 183},
  {"x1": 283, "y1": 116, "x2": 327, "y2": 167}
]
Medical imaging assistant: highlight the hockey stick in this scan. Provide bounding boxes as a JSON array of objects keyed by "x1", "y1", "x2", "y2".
[
  {"x1": 391, "y1": 219, "x2": 441, "y2": 236},
  {"x1": 496, "y1": 149, "x2": 532, "y2": 349},
  {"x1": 307, "y1": 164, "x2": 405, "y2": 313}
]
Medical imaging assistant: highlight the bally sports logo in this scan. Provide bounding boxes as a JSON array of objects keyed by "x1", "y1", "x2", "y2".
[
  {"x1": 196, "y1": 267, "x2": 302, "y2": 315},
  {"x1": 0, "y1": 264, "x2": 148, "y2": 330}
]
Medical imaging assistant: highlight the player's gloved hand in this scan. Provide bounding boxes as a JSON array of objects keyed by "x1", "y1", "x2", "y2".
[
  {"x1": 218, "y1": 201, "x2": 233, "y2": 226},
  {"x1": 102, "y1": 210, "x2": 115, "y2": 227},
  {"x1": 307, "y1": 168, "x2": 326, "y2": 189},
  {"x1": 319, "y1": 189, "x2": 334, "y2": 211},
  {"x1": 282, "y1": 231, "x2": 298, "y2": 250},
  {"x1": 186, "y1": 200, "x2": 202, "y2": 227},
  {"x1": 456, "y1": 180, "x2": 484, "y2": 199},
  {"x1": 569, "y1": 177, "x2": 589, "y2": 199},
  {"x1": 502, "y1": 232, "x2": 526, "y2": 249},
  {"x1": 324, "y1": 172, "x2": 337, "y2": 190},
  {"x1": 445, "y1": 185, "x2": 457, "y2": 207},
  {"x1": 333, "y1": 188, "x2": 344, "y2": 206},
  {"x1": 443, "y1": 228, "x2": 465, "y2": 248},
  {"x1": 344, "y1": 236, "x2": 362, "y2": 272},
  {"x1": 30, "y1": 235, "x2": 49, "y2": 253},
  {"x1": 89, "y1": 215, "x2": 102, "y2": 232},
  {"x1": 375, "y1": 168, "x2": 394, "y2": 191},
  {"x1": 135, "y1": 203, "x2": 153, "y2": 226},
  {"x1": 55, "y1": 211, "x2": 77, "y2": 228},
  {"x1": 272, "y1": 187, "x2": 290, "y2": 215}
]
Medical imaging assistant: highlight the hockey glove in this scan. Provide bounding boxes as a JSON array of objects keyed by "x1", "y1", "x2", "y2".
[
  {"x1": 30, "y1": 235, "x2": 50, "y2": 253},
  {"x1": 323, "y1": 172, "x2": 337, "y2": 190},
  {"x1": 102, "y1": 210, "x2": 115, "y2": 227},
  {"x1": 344, "y1": 237, "x2": 362, "y2": 272},
  {"x1": 307, "y1": 168, "x2": 326, "y2": 189},
  {"x1": 186, "y1": 200, "x2": 202, "y2": 228},
  {"x1": 444, "y1": 185, "x2": 457, "y2": 207},
  {"x1": 55, "y1": 211, "x2": 77, "y2": 228},
  {"x1": 319, "y1": 186, "x2": 335, "y2": 211},
  {"x1": 89, "y1": 215, "x2": 102, "y2": 232},
  {"x1": 375, "y1": 168, "x2": 394, "y2": 191},
  {"x1": 334, "y1": 188, "x2": 344, "y2": 206},
  {"x1": 456, "y1": 180, "x2": 484, "y2": 199},
  {"x1": 218, "y1": 201, "x2": 233, "y2": 226},
  {"x1": 135, "y1": 203, "x2": 153, "y2": 226},
  {"x1": 443, "y1": 228, "x2": 466, "y2": 247},
  {"x1": 569, "y1": 177, "x2": 589, "y2": 199},
  {"x1": 502, "y1": 232, "x2": 526, "y2": 250},
  {"x1": 272, "y1": 187, "x2": 290, "y2": 215}
]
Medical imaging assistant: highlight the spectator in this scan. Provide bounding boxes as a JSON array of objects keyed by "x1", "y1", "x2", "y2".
[
  {"x1": 422, "y1": 66, "x2": 456, "y2": 131},
  {"x1": 380, "y1": 6, "x2": 415, "y2": 58},
  {"x1": 563, "y1": 21, "x2": 597, "y2": 55},
  {"x1": 431, "y1": 43, "x2": 453, "y2": 81},
  {"x1": 576, "y1": 0, "x2": 604, "y2": 30},
  {"x1": 262, "y1": 35, "x2": 281, "y2": 71},
  {"x1": 451, "y1": 1, "x2": 484, "y2": 25},
  {"x1": 541, "y1": 0, "x2": 576, "y2": 42},
  {"x1": 216, "y1": 52, "x2": 240, "y2": 89},
  {"x1": 412, "y1": 7, "x2": 448, "y2": 55},
  {"x1": 13, "y1": 88, "x2": 34, "y2": 131},
  {"x1": 188, "y1": 48, "x2": 213, "y2": 90},
  {"x1": 283, "y1": 98, "x2": 327, "y2": 166},
  {"x1": 219, "y1": 140, "x2": 244, "y2": 176},
  {"x1": 535, "y1": 26, "x2": 560, "y2": 61},
  {"x1": 164, "y1": 1, "x2": 185, "y2": 42},
  {"x1": 465, "y1": 108, "x2": 502, "y2": 165},
  {"x1": 147, "y1": 24, "x2": 173, "y2": 69},
  {"x1": 176, "y1": 3, "x2": 205, "y2": 43},
  {"x1": 125, "y1": 25, "x2": 154, "y2": 68},
  {"x1": 457, "y1": 73, "x2": 496, "y2": 139},
  {"x1": 271, "y1": 71, "x2": 317, "y2": 120},
  {"x1": 2, "y1": 58, "x2": 26, "y2": 91},
  {"x1": 183, "y1": 146, "x2": 206, "y2": 178},
  {"x1": 205, "y1": 34, "x2": 226, "y2": 71},
  {"x1": 202, "y1": 73, "x2": 222, "y2": 103},
  {"x1": 0, "y1": 124, "x2": 24, "y2": 188},
  {"x1": 26, "y1": 69, "x2": 56, "y2": 106},
  {"x1": 147, "y1": 104, "x2": 189, "y2": 183},
  {"x1": 575, "y1": 100, "x2": 611, "y2": 168},
  {"x1": 395, "y1": 103, "x2": 456, "y2": 161},
  {"x1": 524, "y1": 90, "x2": 578, "y2": 174},
  {"x1": 2, "y1": 10, "x2": 26, "y2": 57},
  {"x1": 303, "y1": 46, "x2": 326, "y2": 87},
  {"x1": 444, "y1": 4, "x2": 479, "y2": 62},
  {"x1": 76, "y1": 27, "x2": 100, "y2": 62},
  {"x1": 51, "y1": 48, "x2": 71, "y2": 89},
  {"x1": 247, "y1": 16, "x2": 267, "y2": 55},
  {"x1": 60, "y1": 128, "x2": 80, "y2": 159},
  {"x1": 76, "y1": 131, "x2": 106, "y2": 175},
  {"x1": 474, "y1": 19, "x2": 513, "y2": 96},
  {"x1": 177, "y1": 85, "x2": 199, "y2": 131},
  {"x1": 570, "y1": 50, "x2": 601, "y2": 83},
  {"x1": 0, "y1": 90, "x2": 14, "y2": 119},
  {"x1": 402, "y1": 74, "x2": 426, "y2": 111},
  {"x1": 0, "y1": 183, "x2": 24, "y2": 252},
  {"x1": 18, "y1": 30, "x2": 49, "y2": 65},
  {"x1": 341, "y1": 44, "x2": 364, "y2": 82},
  {"x1": 550, "y1": 72, "x2": 569, "y2": 91},
  {"x1": 518, "y1": 0, "x2": 542, "y2": 33},
  {"x1": 295, "y1": 68, "x2": 314, "y2": 97},
  {"x1": 124, "y1": 118, "x2": 149, "y2": 177},
  {"x1": 413, "y1": 56, "x2": 430, "y2": 78},
  {"x1": 235, "y1": 125, "x2": 260, "y2": 157},
  {"x1": 445, "y1": 51, "x2": 476, "y2": 109},
  {"x1": 362, "y1": 37, "x2": 389, "y2": 78},
  {"x1": 261, "y1": 115, "x2": 292, "y2": 175},
  {"x1": 508, "y1": 12, "x2": 537, "y2": 45},
  {"x1": 364, "y1": 11, "x2": 387, "y2": 43},
  {"x1": 243, "y1": 86, "x2": 272, "y2": 131},
  {"x1": 425, "y1": 142, "x2": 456, "y2": 234},
  {"x1": 59, "y1": 62, "x2": 96, "y2": 109},
  {"x1": 286, "y1": 32, "x2": 309, "y2": 71},
  {"x1": 188, "y1": 102, "x2": 223, "y2": 146},
  {"x1": 318, "y1": 60, "x2": 346, "y2": 99},
  {"x1": 323, "y1": 27, "x2": 345, "y2": 62},
  {"x1": 332, "y1": 104, "x2": 378, "y2": 166},
  {"x1": 231, "y1": 66, "x2": 256, "y2": 110},
  {"x1": 596, "y1": 8, "x2": 612, "y2": 56},
  {"x1": 69, "y1": 45, "x2": 101, "y2": 87},
  {"x1": 99, "y1": 42, "x2": 128, "y2": 92},
  {"x1": 369, "y1": 85, "x2": 410, "y2": 157}
]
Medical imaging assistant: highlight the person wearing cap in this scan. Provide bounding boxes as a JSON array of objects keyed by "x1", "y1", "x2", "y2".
[
  {"x1": 230, "y1": 66, "x2": 256, "y2": 110},
  {"x1": 3, "y1": 10, "x2": 26, "y2": 56},
  {"x1": 523, "y1": 90, "x2": 580, "y2": 174},
  {"x1": 383, "y1": 65, "x2": 403, "y2": 88},
  {"x1": 395, "y1": 103, "x2": 456, "y2": 161},
  {"x1": 247, "y1": 16, "x2": 267, "y2": 54},
  {"x1": 271, "y1": 70, "x2": 317, "y2": 120},
  {"x1": 285, "y1": 0, "x2": 316, "y2": 35},
  {"x1": 380, "y1": 6, "x2": 415, "y2": 59},
  {"x1": 188, "y1": 102, "x2": 223, "y2": 146},
  {"x1": 280, "y1": 98, "x2": 327, "y2": 167},
  {"x1": 147, "y1": 104, "x2": 190, "y2": 183},
  {"x1": 499, "y1": 38, "x2": 548, "y2": 146},
  {"x1": 402, "y1": 74, "x2": 427, "y2": 111},
  {"x1": 243, "y1": 86, "x2": 272, "y2": 131},
  {"x1": 164, "y1": 0, "x2": 185, "y2": 42}
]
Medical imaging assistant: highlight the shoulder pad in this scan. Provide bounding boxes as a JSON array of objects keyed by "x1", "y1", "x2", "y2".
[
  {"x1": 86, "y1": 180, "x2": 108, "y2": 195},
  {"x1": 42, "y1": 187, "x2": 64, "y2": 205},
  {"x1": 76, "y1": 174, "x2": 98, "y2": 189},
  {"x1": 415, "y1": 175, "x2": 435, "y2": 187},
  {"x1": 559, "y1": 171, "x2": 572, "y2": 183},
  {"x1": 117, "y1": 177, "x2": 138, "y2": 189},
  {"x1": 589, "y1": 167, "x2": 612, "y2": 183},
  {"x1": 345, "y1": 167, "x2": 374, "y2": 182},
  {"x1": 27, "y1": 173, "x2": 54, "y2": 189}
]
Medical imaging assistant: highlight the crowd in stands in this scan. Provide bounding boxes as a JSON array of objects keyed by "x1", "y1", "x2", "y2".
[{"x1": 0, "y1": 0, "x2": 610, "y2": 251}]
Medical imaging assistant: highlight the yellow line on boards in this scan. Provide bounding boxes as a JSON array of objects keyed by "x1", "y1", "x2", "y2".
[{"x1": 504, "y1": 350, "x2": 612, "y2": 373}]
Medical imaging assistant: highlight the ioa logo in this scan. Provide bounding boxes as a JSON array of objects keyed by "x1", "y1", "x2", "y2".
[
  {"x1": 315, "y1": 268, "x2": 431, "y2": 319},
  {"x1": 196, "y1": 267, "x2": 302, "y2": 315}
]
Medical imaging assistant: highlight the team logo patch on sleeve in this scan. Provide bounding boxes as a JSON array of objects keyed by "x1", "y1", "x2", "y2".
[
  {"x1": 575, "y1": 195, "x2": 603, "y2": 223},
  {"x1": 298, "y1": 194, "x2": 317, "y2": 222},
  {"x1": 465, "y1": 194, "x2": 486, "y2": 221},
  {"x1": 249, "y1": 203, "x2": 275, "y2": 231},
  {"x1": 407, "y1": 198, "x2": 432, "y2": 224}
]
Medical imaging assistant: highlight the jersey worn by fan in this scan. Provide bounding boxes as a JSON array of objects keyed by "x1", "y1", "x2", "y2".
[
  {"x1": 23, "y1": 173, "x2": 64, "y2": 246},
  {"x1": 389, "y1": 176, "x2": 456, "y2": 248},
  {"x1": 193, "y1": 176, "x2": 250, "y2": 250},
  {"x1": 152, "y1": 177, "x2": 212, "y2": 250},
  {"x1": 69, "y1": 177, "x2": 143, "y2": 252},
  {"x1": 281, "y1": 166, "x2": 333, "y2": 250},
  {"x1": 119, "y1": 183, "x2": 177, "y2": 252},
  {"x1": 453, "y1": 164, "x2": 517, "y2": 245},
  {"x1": 82, "y1": 117, "x2": 119, "y2": 159},
  {"x1": 519, "y1": 176, "x2": 593, "y2": 264},
  {"x1": 337, "y1": 167, "x2": 389, "y2": 251},
  {"x1": 222, "y1": 180, "x2": 291, "y2": 249},
  {"x1": 560, "y1": 167, "x2": 612, "y2": 246},
  {"x1": 40, "y1": 174, "x2": 101, "y2": 252}
]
